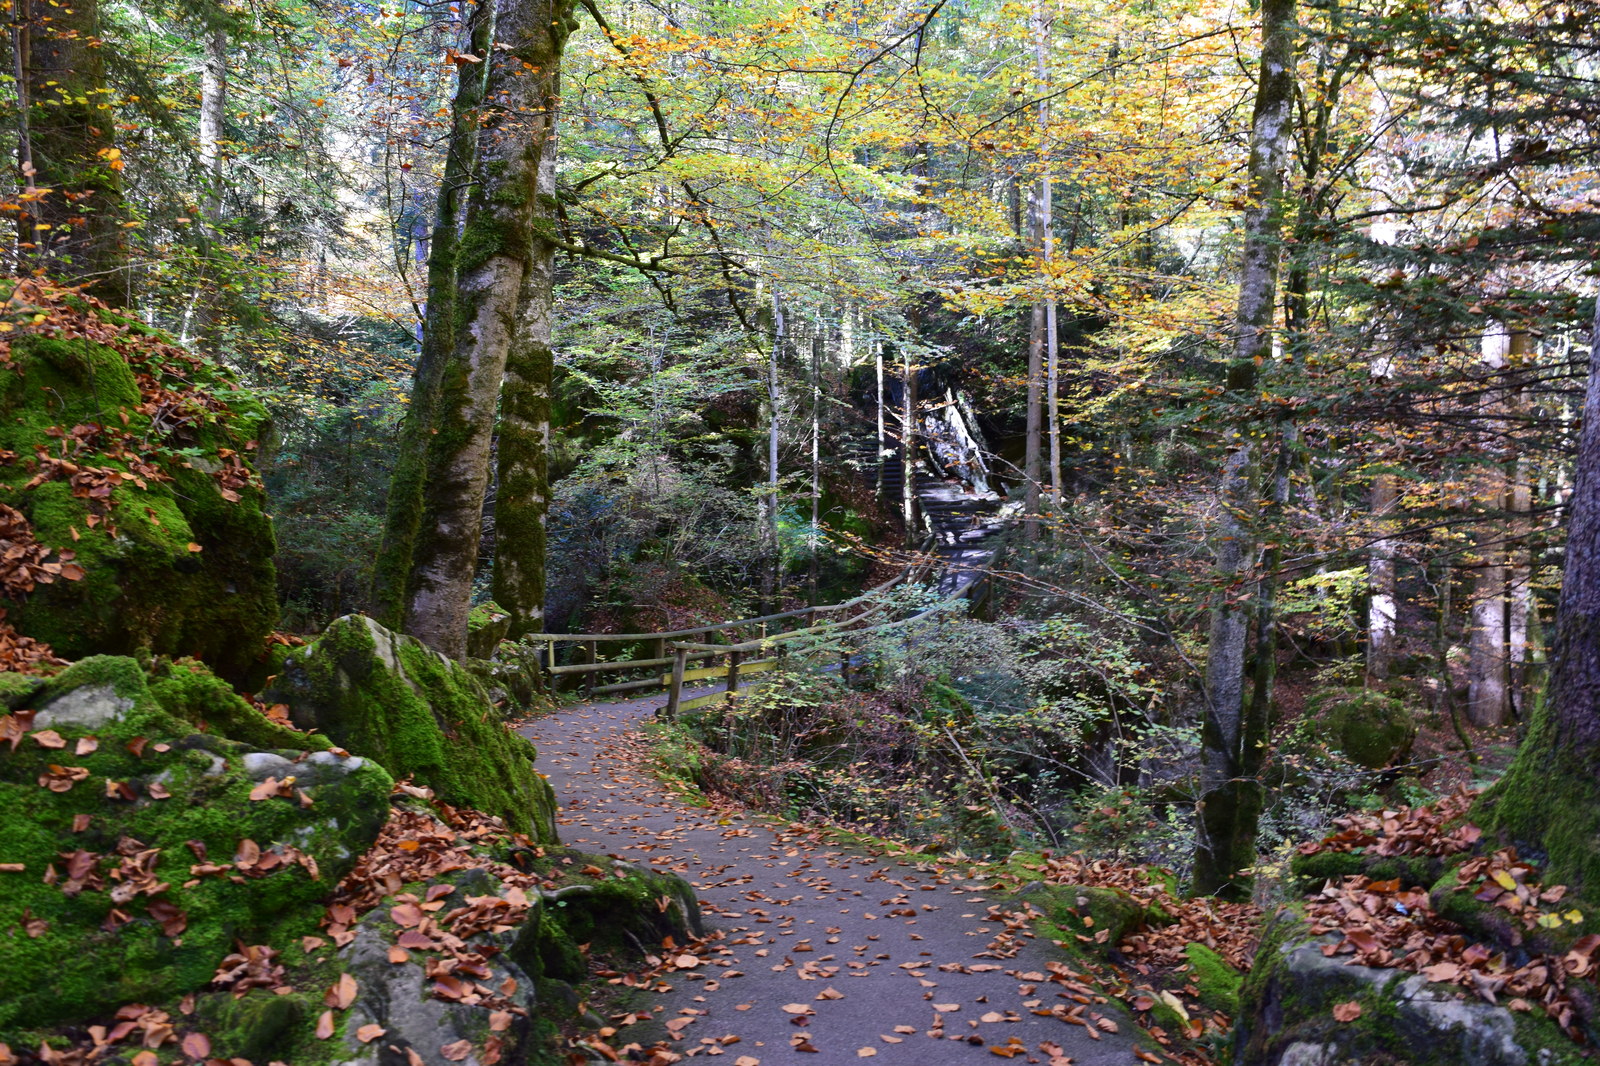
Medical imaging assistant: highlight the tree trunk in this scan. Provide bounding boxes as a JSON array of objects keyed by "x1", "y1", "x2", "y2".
[
  {"x1": 492, "y1": 100, "x2": 560, "y2": 641},
  {"x1": 403, "y1": 0, "x2": 573, "y2": 659},
  {"x1": 372, "y1": 0, "x2": 493, "y2": 630},
  {"x1": 199, "y1": 26, "x2": 226, "y2": 214},
  {"x1": 902, "y1": 350, "x2": 920, "y2": 546},
  {"x1": 1192, "y1": 0, "x2": 1296, "y2": 899},
  {"x1": 1367, "y1": 473, "x2": 1399, "y2": 684},
  {"x1": 1466, "y1": 323, "x2": 1513, "y2": 727},
  {"x1": 1479, "y1": 299, "x2": 1600, "y2": 897},
  {"x1": 17, "y1": 0, "x2": 126, "y2": 304}
]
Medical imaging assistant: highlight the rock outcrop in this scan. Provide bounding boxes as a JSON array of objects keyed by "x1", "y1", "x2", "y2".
[
  {"x1": 0, "y1": 655, "x2": 392, "y2": 1037},
  {"x1": 0, "y1": 283, "x2": 279, "y2": 679},
  {"x1": 1234, "y1": 908, "x2": 1586, "y2": 1066},
  {"x1": 264, "y1": 615, "x2": 559, "y2": 841}
]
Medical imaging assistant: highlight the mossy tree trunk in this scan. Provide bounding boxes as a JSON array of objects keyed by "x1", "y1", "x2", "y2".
[
  {"x1": 403, "y1": 0, "x2": 573, "y2": 659},
  {"x1": 372, "y1": 0, "x2": 494, "y2": 631},
  {"x1": 492, "y1": 129, "x2": 558, "y2": 641},
  {"x1": 1192, "y1": 0, "x2": 1296, "y2": 899},
  {"x1": 1478, "y1": 299, "x2": 1600, "y2": 899},
  {"x1": 16, "y1": 0, "x2": 127, "y2": 304}
]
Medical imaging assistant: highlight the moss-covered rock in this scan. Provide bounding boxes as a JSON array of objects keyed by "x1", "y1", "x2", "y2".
[
  {"x1": 0, "y1": 656, "x2": 392, "y2": 1038},
  {"x1": 263, "y1": 615, "x2": 559, "y2": 841},
  {"x1": 1289, "y1": 849, "x2": 1444, "y2": 895},
  {"x1": 1184, "y1": 941, "x2": 1243, "y2": 1015},
  {"x1": 0, "y1": 294, "x2": 279, "y2": 679},
  {"x1": 1234, "y1": 907, "x2": 1587, "y2": 1066},
  {"x1": 467, "y1": 601, "x2": 512, "y2": 659},
  {"x1": 1309, "y1": 688, "x2": 1417, "y2": 770},
  {"x1": 1017, "y1": 881, "x2": 1151, "y2": 958}
]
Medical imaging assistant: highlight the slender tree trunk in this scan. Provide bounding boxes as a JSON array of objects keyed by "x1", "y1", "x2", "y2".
[
  {"x1": 810, "y1": 331, "x2": 822, "y2": 603},
  {"x1": 492, "y1": 93, "x2": 560, "y2": 641},
  {"x1": 18, "y1": 0, "x2": 126, "y2": 304},
  {"x1": 903, "y1": 350, "x2": 920, "y2": 545},
  {"x1": 764, "y1": 290, "x2": 783, "y2": 612},
  {"x1": 403, "y1": 0, "x2": 573, "y2": 659},
  {"x1": 199, "y1": 26, "x2": 226, "y2": 216},
  {"x1": 875, "y1": 337, "x2": 886, "y2": 499},
  {"x1": 372, "y1": 0, "x2": 493, "y2": 629},
  {"x1": 1192, "y1": 0, "x2": 1297, "y2": 899},
  {"x1": 1368, "y1": 473, "x2": 1399, "y2": 683},
  {"x1": 1467, "y1": 323, "x2": 1513, "y2": 726}
]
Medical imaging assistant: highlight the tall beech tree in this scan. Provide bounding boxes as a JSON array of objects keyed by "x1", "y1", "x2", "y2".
[
  {"x1": 1193, "y1": 0, "x2": 1298, "y2": 899},
  {"x1": 400, "y1": 0, "x2": 574, "y2": 658},
  {"x1": 372, "y1": 0, "x2": 494, "y2": 634}
]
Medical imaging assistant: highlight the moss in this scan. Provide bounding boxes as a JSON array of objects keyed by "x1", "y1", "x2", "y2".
[
  {"x1": 194, "y1": 988, "x2": 313, "y2": 1062},
  {"x1": 1475, "y1": 693, "x2": 1600, "y2": 908},
  {"x1": 1021, "y1": 882, "x2": 1148, "y2": 958},
  {"x1": 265, "y1": 615, "x2": 558, "y2": 840},
  {"x1": 0, "y1": 656, "x2": 392, "y2": 1038},
  {"x1": 149, "y1": 659, "x2": 329, "y2": 753},
  {"x1": 467, "y1": 600, "x2": 513, "y2": 659},
  {"x1": 1183, "y1": 942, "x2": 1242, "y2": 1015},
  {"x1": 0, "y1": 671, "x2": 46, "y2": 707},
  {"x1": 0, "y1": 328, "x2": 278, "y2": 680},
  {"x1": 1289, "y1": 850, "x2": 1441, "y2": 894},
  {"x1": 1308, "y1": 688, "x2": 1417, "y2": 770}
]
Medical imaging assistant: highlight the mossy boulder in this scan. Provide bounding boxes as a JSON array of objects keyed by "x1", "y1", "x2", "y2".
[
  {"x1": 1017, "y1": 881, "x2": 1151, "y2": 958},
  {"x1": 0, "y1": 292, "x2": 279, "y2": 679},
  {"x1": 0, "y1": 655, "x2": 393, "y2": 1038},
  {"x1": 1309, "y1": 688, "x2": 1417, "y2": 770},
  {"x1": 466, "y1": 601, "x2": 512, "y2": 660},
  {"x1": 1183, "y1": 941, "x2": 1243, "y2": 1015},
  {"x1": 263, "y1": 615, "x2": 558, "y2": 841},
  {"x1": 1234, "y1": 907, "x2": 1587, "y2": 1066}
]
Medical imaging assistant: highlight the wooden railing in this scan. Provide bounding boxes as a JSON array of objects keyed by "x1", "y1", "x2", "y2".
[{"x1": 521, "y1": 545, "x2": 1000, "y2": 711}]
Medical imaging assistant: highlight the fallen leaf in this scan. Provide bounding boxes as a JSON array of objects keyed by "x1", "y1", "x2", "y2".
[
  {"x1": 441, "y1": 1040, "x2": 472, "y2": 1062},
  {"x1": 1332, "y1": 1001, "x2": 1362, "y2": 1022},
  {"x1": 355, "y1": 1024, "x2": 385, "y2": 1044},
  {"x1": 327, "y1": 972, "x2": 358, "y2": 1010},
  {"x1": 180, "y1": 1032, "x2": 210, "y2": 1060},
  {"x1": 782, "y1": 1003, "x2": 813, "y2": 1015},
  {"x1": 30, "y1": 729, "x2": 65, "y2": 749},
  {"x1": 857, "y1": 1049, "x2": 876, "y2": 1058},
  {"x1": 314, "y1": 1010, "x2": 335, "y2": 1039}
]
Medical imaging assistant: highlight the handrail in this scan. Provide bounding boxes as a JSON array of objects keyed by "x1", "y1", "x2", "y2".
[{"x1": 519, "y1": 567, "x2": 917, "y2": 645}]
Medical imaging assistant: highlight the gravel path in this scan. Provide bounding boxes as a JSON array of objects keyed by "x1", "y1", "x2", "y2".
[{"x1": 521, "y1": 694, "x2": 1143, "y2": 1065}]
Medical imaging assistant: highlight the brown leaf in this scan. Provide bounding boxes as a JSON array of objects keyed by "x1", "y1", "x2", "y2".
[
  {"x1": 781, "y1": 1004, "x2": 813, "y2": 1015},
  {"x1": 126, "y1": 736, "x2": 149, "y2": 758},
  {"x1": 489, "y1": 1011, "x2": 513, "y2": 1032},
  {"x1": 440, "y1": 1040, "x2": 472, "y2": 1062},
  {"x1": 74, "y1": 736, "x2": 98, "y2": 755},
  {"x1": 249, "y1": 778, "x2": 280, "y2": 802},
  {"x1": 180, "y1": 1032, "x2": 211, "y2": 1061},
  {"x1": 355, "y1": 1024, "x2": 386, "y2": 1044},
  {"x1": 314, "y1": 1010, "x2": 335, "y2": 1040},
  {"x1": 1332, "y1": 1001, "x2": 1362, "y2": 1022},
  {"x1": 30, "y1": 729, "x2": 65, "y2": 749},
  {"x1": 326, "y1": 972, "x2": 358, "y2": 1010}
]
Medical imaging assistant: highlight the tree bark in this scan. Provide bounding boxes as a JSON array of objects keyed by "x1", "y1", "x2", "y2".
[
  {"x1": 902, "y1": 349, "x2": 920, "y2": 546},
  {"x1": 1466, "y1": 324, "x2": 1513, "y2": 726},
  {"x1": 17, "y1": 0, "x2": 126, "y2": 304},
  {"x1": 1367, "y1": 473, "x2": 1399, "y2": 683},
  {"x1": 1192, "y1": 0, "x2": 1296, "y2": 899},
  {"x1": 373, "y1": 0, "x2": 493, "y2": 630},
  {"x1": 403, "y1": 0, "x2": 573, "y2": 659},
  {"x1": 492, "y1": 103, "x2": 560, "y2": 641}
]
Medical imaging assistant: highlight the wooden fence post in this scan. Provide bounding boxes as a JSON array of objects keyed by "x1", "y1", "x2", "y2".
[
  {"x1": 665, "y1": 645, "x2": 688, "y2": 717},
  {"x1": 839, "y1": 647, "x2": 851, "y2": 684},
  {"x1": 727, "y1": 648, "x2": 743, "y2": 696}
]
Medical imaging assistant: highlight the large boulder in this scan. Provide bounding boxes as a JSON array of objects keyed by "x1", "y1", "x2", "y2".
[
  {"x1": 0, "y1": 655, "x2": 392, "y2": 1037},
  {"x1": 1234, "y1": 908, "x2": 1586, "y2": 1066},
  {"x1": 1308, "y1": 688, "x2": 1417, "y2": 770},
  {"x1": 0, "y1": 282, "x2": 279, "y2": 679},
  {"x1": 264, "y1": 615, "x2": 558, "y2": 841}
]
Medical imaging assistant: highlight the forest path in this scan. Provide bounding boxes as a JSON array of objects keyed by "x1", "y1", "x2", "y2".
[{"x1": 521, "y1": 694, "x2": 1141, "y2": 1065}]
